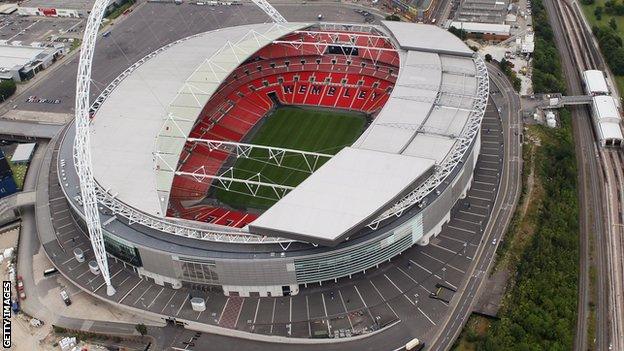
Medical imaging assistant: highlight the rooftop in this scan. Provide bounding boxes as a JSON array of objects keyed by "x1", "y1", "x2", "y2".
[
  {"x1": 90, "y1": 22, "x2": 486, "y2": 245},
  {"x1": 0, "y1": 44, "x2": 46, "y2": 70}
]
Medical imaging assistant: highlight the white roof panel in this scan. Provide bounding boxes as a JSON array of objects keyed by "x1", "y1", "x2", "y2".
[
  {"x1": 382, "y1": 21, "x2": 474, "y2": 56},
  {"x1": 92, "y1": 23, "x2": 307, "y2": 217},
  {"x1": 583, "y1": 70, "x2": 609, "y2": 95},
  {"x1": 402, "y1": 134, "x2": 456, "y2": 162},
  {"x1": 593, "y1": 95, "x2": 621, "y2": 123},
  {"x1": 10, "y1": 142, "x2": 36, "y2": 162},
  {"x1": 249, "y1": 148, "x2": 436, "y2": 245}
]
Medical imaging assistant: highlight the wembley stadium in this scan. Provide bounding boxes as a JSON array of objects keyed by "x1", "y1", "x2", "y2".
[{"x1": 57, "y1": 20, "x2": 488, "y2": 298}]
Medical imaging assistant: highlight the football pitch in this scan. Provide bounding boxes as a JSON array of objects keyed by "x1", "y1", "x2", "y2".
[{"x1": 216, "y1": 106, "x2": 366, "y2": 210}]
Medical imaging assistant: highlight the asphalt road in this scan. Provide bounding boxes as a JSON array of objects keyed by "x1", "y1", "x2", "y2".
[{"x1": 427, "y1": 64, "x2": 523, "y2": 351}]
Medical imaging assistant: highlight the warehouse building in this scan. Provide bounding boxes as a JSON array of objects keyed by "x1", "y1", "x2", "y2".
[
  {"x1": 0, "y1": 44, "x2": 59, "y2": 81},
  {"x1": 17, "y1": 0, "x2": 127, "y2": 18},
  {"x1": 450, "y1": 21, "x2": 511, "y2": 41}
]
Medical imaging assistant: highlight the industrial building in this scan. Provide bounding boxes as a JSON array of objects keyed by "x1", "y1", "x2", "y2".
[
  {"x1": 450, "y1": 21, "x2": 511, "y2": 40},
  {"x1": 454, "y1": 0, "x2": 509, "y2": 24},
  {"x1": 0, "y1": 44, "x2": 59, "y2": 82},
  {"x1": 17, "y1": 0, "x2": 127, "y2": 17}
]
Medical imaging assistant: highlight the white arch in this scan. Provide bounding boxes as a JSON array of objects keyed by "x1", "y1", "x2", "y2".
[{"x1": 74, "y1": 0, "x2": 288, "y2": 295}]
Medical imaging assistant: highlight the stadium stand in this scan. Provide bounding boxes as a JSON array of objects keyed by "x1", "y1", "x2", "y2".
[{"x1": 169, "y1": 30, "x2": 400, "y2": 227}]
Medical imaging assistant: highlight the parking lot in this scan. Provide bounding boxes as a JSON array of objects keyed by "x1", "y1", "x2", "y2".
[
  {"x1": 9, "y1": 1, "x2": 380, "y2": 114},
  {"x1": 0, "y1": 14, "x2": 82, "y2": 45},
  {"x1": 40, "y1": 93, "x2": 504, "y2": 347}
]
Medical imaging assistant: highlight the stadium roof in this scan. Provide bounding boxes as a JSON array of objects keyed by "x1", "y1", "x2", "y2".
[
  {"x1": 91, "y1": 23, "x2": 304, "y2": 217},
  {"x1": 250, "y1": 148, "x2": 435, "y2": 245},
  {"x1": 91, "y1": 22, "x2": 486, "y2": 245},
  {"x1": 382, "y1": 21, "x2": 474, "y2": 56},
  {"x1": 252, "y1": 23, "x2": 483, "y2": 244}
]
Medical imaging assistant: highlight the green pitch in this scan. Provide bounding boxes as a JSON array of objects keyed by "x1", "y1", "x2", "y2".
[{"x1": 215, "y1": 106, "x2": 366, "y2": 210}]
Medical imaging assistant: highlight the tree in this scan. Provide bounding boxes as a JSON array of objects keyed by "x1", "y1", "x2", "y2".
[
  {"x1": 610, "y1": 17, "x2": 618, "y2": 31},
  {"x1": 384, "y1": 14, "x2": 401, "y2": 21},
  {"x1": 595, "y1": 6, "x2": 603, "y2": 20},
  {"x1": 0, "y1": 80, "x2": 16, "y2": 102},
  {"x1": 135, "y1": 323, "x2": 147, "y2": 336},
  {"x1": 448, "y1": 26, "x2": 467, "y2": 40},
  {"x1": 485, "y1": 53, "x2": 493, "y2": 62}
]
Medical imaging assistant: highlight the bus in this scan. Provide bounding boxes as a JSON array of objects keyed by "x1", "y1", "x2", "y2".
[
  {"x1": 43, "y1": 267, "x2": 58, "y2": 277},
  {"x1": 405, "y1": 338, "x2": 424, "y2": 350}
]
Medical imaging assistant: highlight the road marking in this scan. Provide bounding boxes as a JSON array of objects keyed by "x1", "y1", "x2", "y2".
[
  {"x1": 474, "y1": 180, "x2": 496, "y2": 186},
  {"x1": 384, "y1": 274, "x2": 415, "y2": 305},
  {"x1": 253, "y1": 298, "x2": 260, "y2": 325},
  {"x1": 234, "y1": 298, "x2": 244, "y2": 328},
  {"x1": 409, "y1": 259, "x2": 432, "y2": 274},
  {"x1": 219, "y1": 298, "x2": 230, "y2": 325},
  {"x1": 147, "y1": 287, "x2": 164, "y2": 309},
  {"x1": 370, "y1": 280, "x2": 399, "y2": 318},
  {"x1": 431, "y1": 242, "x2": 457, "y2": 254},
  {"x1": 93, "y1": 268, "x2": 124, "y2": 293},
  {"x1": 289, "y1": 297, "x2": 292, "y2": 323},
  {"x1": 338, "y1": 290, "x2": 354, "y2": 331},
  {"x1": 459, "y1": 210, "x2": 487, "y2": 218},
  {"x1": 455, "y1": 217, "x2": 481, "y2": 226},
  {"x1": 447, "y1": 225, "x2": 475, "y2": 234},
  {"x1": 418, "y1": 307, "x2": 437, "y2": 326},
  {"x1": 305, "y1": 295, "x2": 311, "y2": 337},
  {"x1": 321, "y1": 293, "x2": 331, "y2": 335},
  {"x1": 176, "y1": 295, "x2": 189, "y2": 317},
  {"x1": 468, "y1": 194, "x2": 491, "y2": 202},
  {"x1": 133, "y1": 283, "x2": 153, "y2": 306},
  {"x1": 270, "y1": 299, "x2": 276, "y2": 334},
  {"x1": 439, "y1": 233, "x2": 475, "y2": 247},
  {"x1": 160, "y1": 290, "x2": 178, "y2": 313},
  {"x1": 420, "y1": 251, "x2": 466, "y2": 274},
  {"x1": 119, "y1": 280, "x2": 143, "y2": 304}
]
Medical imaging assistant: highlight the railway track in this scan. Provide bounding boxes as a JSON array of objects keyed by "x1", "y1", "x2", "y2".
[{"x1": 550, "y1": 0, "x2": 624, "y2": 350}]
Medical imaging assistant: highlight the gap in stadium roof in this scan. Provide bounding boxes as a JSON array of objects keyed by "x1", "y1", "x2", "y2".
[{"x1": 166, "y1": 25, "x2": 401, "y2": 230}]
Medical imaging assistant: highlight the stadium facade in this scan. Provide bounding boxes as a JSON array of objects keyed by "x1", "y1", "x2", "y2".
[{"x1": 57, "y1": 21, "x2": 488, "y2": 297}]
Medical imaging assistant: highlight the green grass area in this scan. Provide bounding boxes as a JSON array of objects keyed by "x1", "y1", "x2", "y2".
[
  {"x1": 6, "y1": 158, "x2": 27, "y2": 190},
  {"x1": 581, "y1": 1, "x2": 624, "y2": 95},
  {"x1": 215, "y1": 106, "x2": 366, "y2": 210},
  {"x1": 581, "y1": 0, "x2": 624, "y2": 30},
  {"x1": 453, "y1": 110, "x2": 579, "y2": 350},
  {"x1": 106, "y1": 0, "x2": 135, "y2": 20}
]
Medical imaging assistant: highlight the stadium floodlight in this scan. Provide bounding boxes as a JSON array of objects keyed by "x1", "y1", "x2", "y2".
[
  {"x1": 251, "y1": 0, "x2": 287, "y2": 23},
  {"x1": 75, "y1": 0, "x2": 115, "y2": 296}
]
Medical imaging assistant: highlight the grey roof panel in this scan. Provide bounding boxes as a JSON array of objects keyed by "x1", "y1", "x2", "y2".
[
  {"x1": 249, "y1": 147, "x2": 436, "y2": 245},
  {"x1": 381, "y1": 21, "x2": 474, "y2": 56}
]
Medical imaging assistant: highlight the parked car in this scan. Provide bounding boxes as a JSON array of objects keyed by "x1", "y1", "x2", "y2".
[{"x1": 16, "y1": 276, "x2": 25, "y2": 300}]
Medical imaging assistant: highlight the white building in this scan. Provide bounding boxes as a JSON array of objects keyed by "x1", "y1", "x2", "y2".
[
  {"x1": 583, "y1": 70, "x2": 610, "y2": 96},
  {"x1": 591, "y1": 95, "x2": 623, "y2": 147},
  {"x1": 0, "y1": 44, "x2": 59, "y2": 82},
  {"x1": 450, "y1": 21, "x2": 511, "y2": 40},
  {"x1": 17, "y1": 0, "x2": 127, "y2": 18}
]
